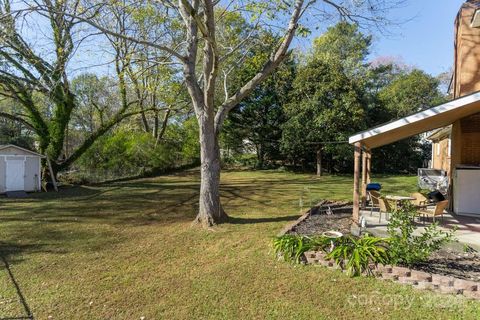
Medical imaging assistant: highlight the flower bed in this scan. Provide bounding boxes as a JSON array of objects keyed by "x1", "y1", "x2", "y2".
[
  {"x1": 277, "y1": 200, "x2": 354, "y2": 237},
  {"x1": 278, "y1": 200, "x2": 480, "y2": 300}
]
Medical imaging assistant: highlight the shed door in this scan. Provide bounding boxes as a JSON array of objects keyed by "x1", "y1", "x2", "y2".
[{"x1": 6, "y1": 158, "x2": 25, "y2": 191}]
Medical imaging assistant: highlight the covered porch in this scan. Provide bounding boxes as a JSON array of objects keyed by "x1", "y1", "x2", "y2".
[
  {"x1": 349, "y1": 91, "x2": 480, "y2": 228},
  {"x1": 362, "y1": 209, "x2": 480, "y2": 250}
]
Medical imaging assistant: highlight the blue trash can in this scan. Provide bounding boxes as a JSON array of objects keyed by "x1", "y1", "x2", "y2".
[{"x1": 366, "y1": 183, "x2": 382, "y2": 191}]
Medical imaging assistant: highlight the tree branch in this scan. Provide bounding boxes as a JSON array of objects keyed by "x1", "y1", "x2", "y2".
[
  {"x1": 0, "y1": 111, "x2": 35, "y2": 130},
  {"x1": 59, "y1": 107, "x2": 165, "y2": 170},
  {"x1": 214, "y1": 0, "x2": 307, "y2": 133}
]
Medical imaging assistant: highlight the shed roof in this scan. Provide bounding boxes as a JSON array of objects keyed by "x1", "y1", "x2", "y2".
[
  {"x1": 0, "y1": 144, "x2": 45, "y2": 157},
  {"x1": 426, "y1": 126, "x2": 452, "y2": 141},
  {"x1": 349, "y1": 91, "x2": 480, "y2": 149}
]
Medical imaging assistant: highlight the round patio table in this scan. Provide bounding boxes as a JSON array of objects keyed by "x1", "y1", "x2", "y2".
[{"x1": 385, "y1": 195, "x2": 416, "y2": 210}]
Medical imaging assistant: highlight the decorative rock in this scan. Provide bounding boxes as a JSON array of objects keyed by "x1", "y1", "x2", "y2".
[{"x1": 453, "y1": 279, "x2": 478, "y2": 292}]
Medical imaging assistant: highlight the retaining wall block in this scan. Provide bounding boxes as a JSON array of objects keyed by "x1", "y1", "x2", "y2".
[
  {"x1": 463, "y1": 290, "x2": 480, "y2": 300},
  {"x1": 410, "y1": 270, "x2": 432, "y2": 282},
  {"x1": 398, "y1": 276, "x2": 418, "y2": 285},
  {"x1": 319, "y1": 259, "x2": 333, "y2": 267},
  {"x1": 414, "y1": 281, "x2": 437, "y2": 291},
  {"x1": 438, "y1": 286, "x2": 462, "y2": 295},
  {"x1": 431, "y1": 274, "x2": 455, "y2": 287},
  {"x1": 391, "y1": 266, "x2": 411, "y2": 277},
  {"x1": 453, "y1": 279, "x2": 478, "y2": 292},
  {"x1": 304, "y1": 252, "x2": 317, "y2": 264},
  {"x1": 380, "y1": 273, "x2": 399, "y2": 281},
  {"x1": 315, "y1": 252, "x2": 327, "y2": 260},
  {"x1": 376, "y1": 264, "x2": 393, "y2": 274}
]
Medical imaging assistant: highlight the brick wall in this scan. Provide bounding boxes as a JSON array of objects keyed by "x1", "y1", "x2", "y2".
[
  {"x1": 432, "y1": 138, "x2": 451, "y2": 172},
  {"x1": 454, "y1": 1, "x2": 480, "y2": 97},
  {"x1": 461, "y1": 113, "x2": 480, "y2": 165}
]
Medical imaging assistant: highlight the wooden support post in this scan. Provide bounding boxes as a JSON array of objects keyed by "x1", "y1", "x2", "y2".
[
  {"x1": 366, "y1": 150, "x2": 371, "y2": 184},
  {"x1": 361, "y1": 148, "x2": 368, "y2": 209},
  {"x1": 353, "y1": 142, "x2": 361, "y2": 224},
  {"x1": 46, "y1": 157, "x2": 58, "y2": 192}
]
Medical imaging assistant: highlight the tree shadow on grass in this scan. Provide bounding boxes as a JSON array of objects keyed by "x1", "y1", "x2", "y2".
[
  {"x1": 0, "y1": 243, "x2": 37, "y2": 320},
  {"x1": 227, "y1": 215, "x2": 299, "y2": 225}
]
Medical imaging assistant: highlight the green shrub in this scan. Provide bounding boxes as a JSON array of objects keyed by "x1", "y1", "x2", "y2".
[
  {"x1": 326, "y1": 235, "x2": 390, "y2": 277},
  {"x1": 70, "y1": 119, "x2": 200, "y2": 183},
  {"x1": 386, "y1": 204, "x2": 456, "y2": 267}
]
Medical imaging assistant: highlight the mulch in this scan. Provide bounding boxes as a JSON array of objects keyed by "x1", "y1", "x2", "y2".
[
  {"x1": 287, "y1": 200, "x2": 354, "y2": 236},
  {"x1": 413, "y1": 250, "x2": 480, "y2": 281}
]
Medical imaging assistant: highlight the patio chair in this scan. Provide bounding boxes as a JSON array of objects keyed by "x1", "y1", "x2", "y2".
[
  {"x1": 410, "y1": 192, "x2": 429, "y2": 208},
  {"x1": 378, "y1": 197, "x2": 394, "y2": 223},
  {"x1": 368, "y1": 190, "x2": 381, "y2": 216},
  {"x1": 417, "y1": 200, "x2": 449, "y2": 224}
]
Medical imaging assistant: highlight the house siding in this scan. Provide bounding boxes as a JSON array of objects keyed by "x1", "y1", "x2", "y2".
[
  {"x1": 432, "y1": 138, "x2": 451, "y2": 172},
  {"x1": 0, "y1": 156, "x2": 5, "y2": 193},
  {"x1": 449, "y1": 2, "x2": 480, "y2": 175},
  {"x1": 24, "y1": 157, "x2": 40, "y2": 192},
  {"x1": 454, "y1": 1, "x2": 480, "y2": 97},
  {"x1": 0, "y1": 146, "x2": 43, "y2": 193},
  {"x1": 0, "y1": 146, "x2": 38, "y2": 156},
  {"x1": 460, "y1": 113, "x2": 480, "y2": 165}
]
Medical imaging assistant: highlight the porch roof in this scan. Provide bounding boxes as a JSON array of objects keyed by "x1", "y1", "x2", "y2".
[{"x1": 349, "y1": 91, "x2": 480, "y2": 149}]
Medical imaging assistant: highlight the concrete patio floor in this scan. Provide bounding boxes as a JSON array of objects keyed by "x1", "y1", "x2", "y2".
[{"x1": 361, "y1": 209, "x2": 480, "y2": 251}]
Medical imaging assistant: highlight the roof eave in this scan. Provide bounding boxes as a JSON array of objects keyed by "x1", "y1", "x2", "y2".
[
  {"x1": 0, "y1": 144, "x2": 46, "y2": 158},
  {"x1": 349, "y1": 91, "x2": 480, "y2": 149}
]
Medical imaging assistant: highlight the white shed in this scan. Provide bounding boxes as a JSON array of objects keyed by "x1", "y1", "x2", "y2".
[{"x1": 0, "y1": 144, "x2": 45, "y2": 193}]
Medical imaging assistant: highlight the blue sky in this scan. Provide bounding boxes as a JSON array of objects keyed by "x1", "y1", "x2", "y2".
[
  {"x1": 45, "y1": 0, "x2": 466, "y2": 78},
  {"x1": 369, "y1": 0, "x2": 465, "y2": 76},
  {"x1": 61, "y1": 0, "x2": 466, "y2": 78}
]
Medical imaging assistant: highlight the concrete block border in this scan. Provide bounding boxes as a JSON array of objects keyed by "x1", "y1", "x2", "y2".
[{"x1": 303, "y1": 250, "x2": 480, "y2": 300}]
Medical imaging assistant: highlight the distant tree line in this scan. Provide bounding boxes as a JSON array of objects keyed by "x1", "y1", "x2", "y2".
[
  {"x1": 222, "y1": 23, "x2": 446, "y2": 174},
  {"x1": 0, "y1": 14, "x2": 444, "y2": 183}
]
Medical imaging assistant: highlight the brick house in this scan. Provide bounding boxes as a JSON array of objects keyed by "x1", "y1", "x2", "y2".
[{"x1": 349, "y1": 0, "x2": 480, "y2": 221}]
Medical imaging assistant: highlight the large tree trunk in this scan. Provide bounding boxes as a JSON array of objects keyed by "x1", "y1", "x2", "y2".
[
  {"x1": 316, "y1": 146, "x2": 322, "y2": 177},
  {"x1": 257, "y1": 143, "x2": 264, "y2": 169},
  {"x1": 194, "y1": 117, "x2": 228, "y2": 226}
]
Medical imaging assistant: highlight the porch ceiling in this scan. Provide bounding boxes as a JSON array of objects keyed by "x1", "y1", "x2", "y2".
[{"x1": 349, "y1": 91, "x2": 480, "y2": 149}]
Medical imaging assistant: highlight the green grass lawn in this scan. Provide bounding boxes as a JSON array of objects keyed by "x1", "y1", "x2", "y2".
[{"x1": 0, "y1": 170, "x2": 479, "y2": 319}]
